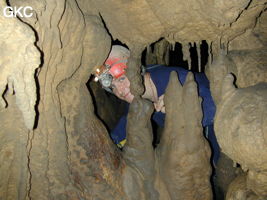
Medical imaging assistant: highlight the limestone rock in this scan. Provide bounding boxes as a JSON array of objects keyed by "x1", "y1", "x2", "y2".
[
  {"x1": 123, "y1": 98, "x2": 157, "y2": 200},
  {"x1": 215, "y1": 77, "x2": 267, "y2": 171},
  {"x1": 226, "y1": 174, "x2": 259, "y2": 200},
  {"x1": 229, "y1": 50, "x2": 267, "y2": 88},
  {"x1": 0, "y1": 2, "x2": 40, "y2": 130},
  {"x1": 247, "y1": 169, "x2": 267, "y2": 198},
  {"x1": 215, "y1": 74, "x2": 267, "y2": 197},
  {"x1": 158, "y1": 71, "x2": 212, "y2": 200},
  {"x1": 0, "y1": 95, "x2": 29, "y2": 200}
]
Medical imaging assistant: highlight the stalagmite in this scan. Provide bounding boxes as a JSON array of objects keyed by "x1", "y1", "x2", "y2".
[
  {"x1": 123, "y1": 98, "x2": 158, "y2": 200},
  {"x1": 205, "y1": 49, "x2": 233, "y2": 105},
  {"x1": 158, "y1": 71, "x2": 212, "y2": 200}
]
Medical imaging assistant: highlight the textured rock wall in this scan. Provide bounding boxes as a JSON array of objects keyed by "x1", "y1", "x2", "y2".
[
  {"x1": 205, "y1": 8, "x2": 267, "y2": 197},
  {"x1": 57, "y1": 13, "x2": 125, "y2": 199},
  {"x1": 215, "y1": 75, "x2": 267, "y2": 199},
  {"x1": 216, "y1": 76, "x2": 267, "y2": 170},
  {"x1": 3, "y1": 0, "x2": 115, "y2": 199},
  {"x1": 226, "y1": 174, "x2": 258, "y2": 200},
  {"x1": 229, "y1": 50, "x2": 267, "y2": 88},
  {"x1": 0, "y1": 94, "x2": 29, "y2": 200}
]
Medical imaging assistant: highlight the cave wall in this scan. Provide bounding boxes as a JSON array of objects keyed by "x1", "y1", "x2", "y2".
[{"x1": 0, "y1": 0, "x2": 266, "y2": 199}]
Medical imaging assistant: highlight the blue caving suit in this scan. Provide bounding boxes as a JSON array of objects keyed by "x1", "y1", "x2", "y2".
[{"x1": 111, "y1": 65, "x2": 220, "y2": 163}]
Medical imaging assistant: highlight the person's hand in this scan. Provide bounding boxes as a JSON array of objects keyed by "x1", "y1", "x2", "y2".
[{"x1": 154, "y1": 95, "x2": 165, "y2": 113}]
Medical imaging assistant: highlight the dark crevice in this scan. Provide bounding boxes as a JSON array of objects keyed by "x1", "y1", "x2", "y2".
[
  {"x1": 230, "y1": 0, "x2": 253, "y2": 27},
  {"x1": 33, "y1": 68, "x2": 41, "y2": 129},
  {"x1": 169, "y1": 42, "x2": 188, "y2": 69},
  {"x1": 31, "y1": 25, "x2": 44, "y2": 130},
  {"x1": 99, "y1": 12, "x2": 112, "y2": 40},
  {"x1": 141, "y1": 48, "x2": 147, "y2": 66},
  {"x1": 26, "y1": 130, "x2": 34, "y2": 200},
  {"x1": 5, "y1": 0, "x2": 10, "y2": 6},
  {"x1": 86, "y1": 79, "x2": 128, "y2": 133},
  {"x1": 112, "y1": 39, "x2": 128, "y2": 49},
  {"x1": 1, "y1": 85, "x2": 8, "y2": 108},
  {"x1": 99, "y1": 13, "x2": 129, "y2": 52},
  {"x1": 189, "y1": 42, "x2": 198, "y2": 72}
]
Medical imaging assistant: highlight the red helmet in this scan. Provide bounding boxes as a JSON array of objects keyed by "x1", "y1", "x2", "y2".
[
  {"x1": 93, "y1": 46, "x2": 130, "y2": 89},
  {"x1": 105, "y1": 57, "x2": 128, "y2": 79}
]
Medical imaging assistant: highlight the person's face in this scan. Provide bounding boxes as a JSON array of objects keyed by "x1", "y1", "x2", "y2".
[{"x1": 111, "y1": 75, "x2": 134, "y2": 103}]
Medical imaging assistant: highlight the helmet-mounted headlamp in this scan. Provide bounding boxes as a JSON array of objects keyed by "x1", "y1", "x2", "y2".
[
  {"x1": 93, "y1": 58, "x2": 128, "y2": 89},
  {"x1": 94, "y1": 65, "x2": 113, "y2": 88}
]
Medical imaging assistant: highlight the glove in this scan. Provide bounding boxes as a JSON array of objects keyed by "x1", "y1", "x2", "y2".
[{"x1": 154, "y1": 95, "x2": 165, "y2": 113}]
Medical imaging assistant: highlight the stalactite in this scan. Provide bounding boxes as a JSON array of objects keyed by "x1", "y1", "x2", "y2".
[
  {"x1": 197, "y1": 42, "x2": 201, "y2": 72},
  {"x1": 171, "y1": 41, "x2": 175, "y2": 51},
  {"x1": 166, "y1": 34, "x2": 175, "y2": 52},
  {"x1": 181, "y1": 42, "x2": 191, "y2": 71},
  {"x1": 169, "y1": 42, "x2": 172, "y2": 52},
  {"x1": 147, "y1": 45, "x2": 151, "y2": 55},
  {"x1": 188, "y1": 43, "x2": 192, "y2": 70},
  {"x1": 164, "y1": 44, "x2": 170, "y2": 66}
]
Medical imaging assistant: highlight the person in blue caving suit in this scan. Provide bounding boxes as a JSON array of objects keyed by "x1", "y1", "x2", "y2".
[{"x1": 93, "y1": 45, "x2": 220, "y2": 165}]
